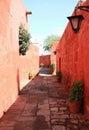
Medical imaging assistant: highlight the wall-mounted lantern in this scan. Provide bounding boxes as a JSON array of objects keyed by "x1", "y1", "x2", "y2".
[
  {"x1": 67, "y1": 1, "x2": 89, "y2": 33},
  {"x1": 67, "y1": 14, "x2": 84, "y2": 33}
]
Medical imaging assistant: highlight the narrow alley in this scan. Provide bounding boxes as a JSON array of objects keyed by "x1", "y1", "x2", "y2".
[{"x1": 0, "y1": 68, "x2": 89, "y2": 130}]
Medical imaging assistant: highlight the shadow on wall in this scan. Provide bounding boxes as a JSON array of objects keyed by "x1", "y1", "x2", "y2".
[
  {"x1": 62, "y1": 72, "x2": 72, "y2": 94},
  {"x1": 19, "y1": 67, "x2": 52, "y2": 95},
  {"x1": 17, "y1": 68, "x2": 20, "y2": 95}
]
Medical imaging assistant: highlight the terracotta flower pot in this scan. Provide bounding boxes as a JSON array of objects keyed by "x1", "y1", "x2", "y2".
[
  {"x1": 57, "y1": 77, "x2": 61, "y2": 83},
  {"x1": 28, "y1": 76, "x2": 33, "y2": 80},
  {"x1": 50, "y1": 69, "x2": 54, "y2": 74},
  {"x1": 68, "y1": 101, "x2": 82, "y2": 113}
]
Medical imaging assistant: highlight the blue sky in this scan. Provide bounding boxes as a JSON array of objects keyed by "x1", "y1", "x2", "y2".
[{"x1": 23, "y1": 0, "x2": 78, "y2": 54}]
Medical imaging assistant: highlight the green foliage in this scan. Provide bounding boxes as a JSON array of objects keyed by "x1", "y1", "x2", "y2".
[
  {"x1": 19, "y1": 24, "x2": 31, "y2": 55},
  {"x1": 43, "y1": 35, "x2": 60, "y2": 52},
  {"x1": 68, "y1": 81, "x2": 84, "y2": 102},
  {"x1": 28, "y1": 72, "x2": 34, "y2": 77},
  {"x1": 56, "y1": 71, "x2": 62, "y2": 79},
  {"x1": 51, "y1": 62, "x2": 56, "y2": 71},
  {"x1": 40, "y1": 63, "x2": 44, "y2": 67}
]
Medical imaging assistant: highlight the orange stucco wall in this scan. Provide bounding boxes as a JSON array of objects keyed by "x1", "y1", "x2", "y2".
[
  {"x1": 56, "y1": 0, "x2": 89, "y2": 119},
  {"x1": 19, "y1": 44, "x2": 39, "y2": 88},
  {"x1": 50, "y1": 42, "x2": 57, "y2": 64},
  {"x1": 39, "y1": 55, "x2": 50, "y2": 67},
  {"x1": 0, "y1": 0, "x2": 39, "y2": 118}
]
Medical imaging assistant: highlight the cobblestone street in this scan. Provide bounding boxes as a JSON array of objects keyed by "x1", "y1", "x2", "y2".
[{"x1": 0, "y1": 68, "x2": 89, "y2": 130}]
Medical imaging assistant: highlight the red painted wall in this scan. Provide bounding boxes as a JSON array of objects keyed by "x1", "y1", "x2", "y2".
[
  {"x1": 56, "y1": 0, "x2": 89, "y2": 119},
  {"x1": 50, "y1": 42, "x2": 58, "y2": 64},
  {"x1": 0, "y1": 0, "x2": 39, "y2": 118},
  {"x1": 39, "y1": 55, "x2": 50, "y2": 67}
]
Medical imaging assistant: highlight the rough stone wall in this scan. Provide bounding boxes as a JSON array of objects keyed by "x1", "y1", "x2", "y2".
[{"x1": 56, "y1": 0, "x2": 89, "y2": 119}]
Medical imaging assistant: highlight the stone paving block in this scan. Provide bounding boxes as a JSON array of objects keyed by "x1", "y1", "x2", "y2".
[
  {"x1": 0, "y1": 68, "x2": 89, "y2": 130},
  {"x1": 50, "y1": 107, "x2": 58, "y2": 112},
  {"x1": 58, "y1": 111, "x2": 65, "y2": 115},
  {"x1": 44, "y1": 116, "x2": 50, "y2": 122},
  {"x1": 57, "y1": 99, "x2": 66, "y2": 102},
  {"x1": 51, "y1": 118, "x2": 66, "y2": 125},
  {"x1": 13, "y1": 121, "x2": 34, "y2": 130},
  {"x1": 50, "y1": 114, "x2": 60, "y2": 119},
  {"x1": 49, "y1": 98, "x2": 57, "y2": 103},
  {"x1": 79, "y1": 128, "x2": 89, "y2": 130},
  {"x1": 10, "y1": 100, "x2": 26, "y2": 110},
  {"x1": 33, "y1": 115, "x2": 51, "y2": 129},
  {"x1": 49, "y1": 104, "x2": 58, "y2": 108},
  {"x1": 37, "y1": 109, "x2": 50, "y2": 116},
  {"x1": 22, "y1": 104, "x2": 37, "y2": 116},
  {"x1": 0, "y1": 113, "x2": 20, "y2": 122},
  {"x1": 59, "y1": 107, "x2": 67, "y2": 111},
  {"x1": 14, "y1": 126, "x2": 32, "y2": 130},
  {"x1": 70, "y1": 113, "x2": 81, "y2": 119},
  {"x1": 50, "y1": 110, "x2": 59, "y2": 116},
  {"x1": 6, "y1": 109, "x2": 22, "y2": 115},
  {"x1": 37, "y1": 115, "x2": 50, "y2": 122},
  {"x1": 78, "y1": 123, "x2": 89, "y2": 130},
  {"x1": 79, "y1": 119, "x2": 86, "y2": 123},
  {"x1": 51, "y1": 118, "x2": 60, "y2": 125},
  {"x1": 59, "y1": 118, "x2": 66, "y2": 123},
  {"x1": 67, "y1": 124, "x2": 78, "y2": 130},
  {"x1": 18, "y1": 116, "x2": 36, "y2": 121},
  {"x1": 38, "y1": 104, "x2": 49, "y2": 110},
  {"x1": 52, "y1": 125, "x2": 66, "y2": 130},
  {"x1": 43, "y1": 99, "x2": 49, "y2": 104},
  {"x1": 22, "y1": 110, "x2": 36, "y2": 116},
  {"x1": 58, "y1": 114, "x2": 69, "y2": 119},
  {"x1": 0, "y1": 127, "x2": 14, "y2": 130},
  {"x1": 0, "y1": 121, "x2": 16, "y2": 127},
  {"x1": 34, "y1": 129, "x2": 51, "y2": 130},
  {"x1": 70, "y1": 119, "x2": 78, "y2": 124}
]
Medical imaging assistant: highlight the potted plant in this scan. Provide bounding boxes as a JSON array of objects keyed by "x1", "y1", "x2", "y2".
[
  {"x1": 28, "y1": 72, "x2": 34, "y2": 80},
  {"x1": 68, "y1": 81, "x2": 84, "y2": 113},
  {"x1": 50, "y1": 62, "x2": 56, "y2": 74},
  {"x1": 40, "y1": 63, "x2": 44, "y2": 68},
  {"x1": 56, "y1": 71, "x2": 62, "y2": 83}
]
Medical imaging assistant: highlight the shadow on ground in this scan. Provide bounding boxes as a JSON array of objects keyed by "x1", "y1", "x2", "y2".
[{"x1": 39, "y1": 67, "x2": 51, "y2": 75}]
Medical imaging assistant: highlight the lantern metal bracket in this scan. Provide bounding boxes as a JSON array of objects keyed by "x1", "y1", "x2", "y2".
[{"x1": 76, "y1": 6, "x2": 89, "y2": 12}]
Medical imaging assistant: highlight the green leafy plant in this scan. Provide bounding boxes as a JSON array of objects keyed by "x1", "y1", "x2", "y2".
[
  {"x1": 56, "y1": 71, "x2": 62, "y2": 82},
  {"x1": 56, "y1": 71, "x2": 62, "y2": 78},
  {"x1": 51, "y1": 62, "x2": 56, "y2": 71},
  {"x1": 43, "y1": 35, "x2": 60, "y2": 52},
  {"x1": 68, "y1": 81, "x2": 84, "y2": 102},
  {"x1": 40, "y1": 63, "x2": 44, "y2": 67},
  {"x1": 19, "y1": 24, "x2": 31, "y2": 55},
  {"x1": 28, "y1": 72, "x2": 34, "y2": 77}
]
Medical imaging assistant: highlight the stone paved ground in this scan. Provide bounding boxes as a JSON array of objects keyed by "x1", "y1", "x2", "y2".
[{"x1": 0, "y1": 68, "x2": 89, "y2": 130}]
